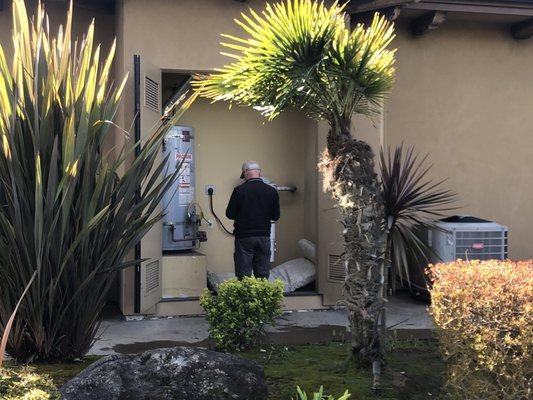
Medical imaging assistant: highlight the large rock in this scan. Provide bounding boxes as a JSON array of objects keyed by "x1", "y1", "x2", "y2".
[{"x1": 60, "y1": 346, "x2": 268, "y2": 400}]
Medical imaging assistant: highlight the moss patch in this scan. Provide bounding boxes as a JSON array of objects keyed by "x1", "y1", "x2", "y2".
[
  {"x1": 4, "y1": 356, "x2": 100, "y2": 388},
  {"x1": 240, "y1": 338, "x2": 445, "y2": 399},
  {"x1": 6, "y1": 339, "x2": 445, "y2": 398}
]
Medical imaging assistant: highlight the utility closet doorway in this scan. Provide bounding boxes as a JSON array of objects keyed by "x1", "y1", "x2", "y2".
[
  {"x1": 120, "y1": 66, "x2": 320, "y2": 318},
  {"x1": 162, "y1": 71, "x2": 317, "y2": 298}
]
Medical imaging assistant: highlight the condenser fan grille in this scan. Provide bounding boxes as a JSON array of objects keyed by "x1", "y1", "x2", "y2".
[{"x1": 455, "y1": 230, "x2": 508, "y2": 260}]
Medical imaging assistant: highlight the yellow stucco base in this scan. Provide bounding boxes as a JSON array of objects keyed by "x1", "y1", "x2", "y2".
[
  {"x1": 162, "y1": 253, "x2": 207, "y2": 299},
  {"x1": 155, "y1": 294, "x2": 329, "y2": 317}
]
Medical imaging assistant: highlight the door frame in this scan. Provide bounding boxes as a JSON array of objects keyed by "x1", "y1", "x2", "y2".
[{"x1": 133, "y1": 54, "x2": 142, "y2": 314}]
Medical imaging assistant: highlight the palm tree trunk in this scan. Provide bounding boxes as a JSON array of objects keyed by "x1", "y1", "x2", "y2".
[{"x1": 319, "y1": 117, "x2": 387, "y2": 387}]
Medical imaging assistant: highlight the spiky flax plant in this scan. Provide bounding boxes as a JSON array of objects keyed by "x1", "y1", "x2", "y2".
[
  {"x1": 194, "y1": 0, "x2": 395, "y2": 386},
  {"x1": 0, "y1": 0, "x2": 196, "y2": 361},
  {"x1": 380, "y1": 144, "x2": 457, "y2": 293}
]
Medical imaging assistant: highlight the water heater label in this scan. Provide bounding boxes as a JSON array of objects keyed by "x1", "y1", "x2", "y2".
[
  {"x1": 178, "y1": 163, "x2": 191, "y2": 184},
  {"x1": 178, "y1": 189, "x2": 192, "y2": 206},
  {"x1": 176, "y1": 152, "x2": 193, "y2": 162},
  {"x1": 178, "y1": 161, "x2": 192, "y2": 206}
]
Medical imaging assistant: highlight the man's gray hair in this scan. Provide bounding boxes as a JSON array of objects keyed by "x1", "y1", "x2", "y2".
[
  {"x1": 240, "y1": 161, "x2": 261, "y2": 179},
  {"x1": 242, "y1": 161, "x2": 261, "y2": 172}
]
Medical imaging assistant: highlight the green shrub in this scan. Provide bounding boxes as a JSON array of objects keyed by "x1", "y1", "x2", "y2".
[
  {"x1": 294, "y1": 386, "x2": 351, "y2": 400},
  {"x1": 0, "y1": 0, "x2": 195, "y2": 361},
  {"x1": 0, "y1": 367, "x2": 59, "y2": 400},
  {"x1": 429, "y1": 260, "x2": 533, "y2": 399},
  {"x1": 200, "y1": 277, "x2": 284, "y2": 352}
]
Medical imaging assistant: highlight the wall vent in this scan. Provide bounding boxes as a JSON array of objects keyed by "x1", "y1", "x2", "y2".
[
  {"x1": 328, "y1": 254, "x2": 345, "y2": 283},
  {"x1": 145, "y1": 260, "x2": 160, "y2": 294},
  {"x1": 144, "y1": 76, "x2": 159, "y2": 112}
]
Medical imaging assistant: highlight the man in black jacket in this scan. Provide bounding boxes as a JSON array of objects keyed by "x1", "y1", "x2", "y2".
[{"x1": 226, "y1": 161, "x2": 280, "y2": 279}]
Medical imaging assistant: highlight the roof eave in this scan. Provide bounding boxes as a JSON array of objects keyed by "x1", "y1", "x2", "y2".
[{"x1": 347, "y1": 0, "x2": 533, "y2": 16}]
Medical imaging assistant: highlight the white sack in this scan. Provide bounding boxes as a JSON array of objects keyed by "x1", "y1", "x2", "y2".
[{"x1": 269, "y1": 257, "x2": 316, "y2": 293}]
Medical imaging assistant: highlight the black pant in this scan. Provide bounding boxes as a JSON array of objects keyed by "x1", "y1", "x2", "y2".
[{"x1": 234, "y1": 236, "x2": 271, "y2": 279}]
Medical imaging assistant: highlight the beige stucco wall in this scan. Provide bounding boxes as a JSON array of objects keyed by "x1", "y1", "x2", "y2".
[
  {"x1": 118, "y1": 0, "x2": 274, "y2": 72},
  {"x1": 0, "y1": 2, "x2": 115, "y2": 61},
  {"x1": 86, "y1": 5, "x2": 533, "y2": 309},
  {"x1": 318, "y1": 16, "x2": 533, "y2": 304},
  {"x1": 114, "y1": 0, "x2": 318, "y2": 309},
  {"x1": 386, "y1": 18, "x2": 533, "y2": 260},
  {"x1": 304, "y1": 120, "x2": 319, "y2": 244},
  {"x1": 179, "y1": 98, "x2": 308, "y2": 274}
]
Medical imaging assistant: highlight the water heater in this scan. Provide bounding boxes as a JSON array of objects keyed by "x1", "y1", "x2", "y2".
[{"x1": 162, "y1": 125, "x2": 197, "y2": 252}]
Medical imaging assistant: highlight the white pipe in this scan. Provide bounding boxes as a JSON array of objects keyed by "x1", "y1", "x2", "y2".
[
  {"x1": 270, "y1": 222, "x2": 276, "y2": 263},
  {"x1": 276, "y1": 185, "x2": 296, "y2": 192}
]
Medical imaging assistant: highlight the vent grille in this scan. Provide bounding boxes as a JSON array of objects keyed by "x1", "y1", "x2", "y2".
[
  {"x1": 145, "y1": 260, "x2": 160, "y2": 294},
  {"x1": 328, "y1": 254, "x2": 345, "y2": 283},
  {"x1": 455, "y1": 230, "x2": 508, "y2": 260},
  {"x1": 144, "y1": 76, "x2": 159, "y2": 112}
]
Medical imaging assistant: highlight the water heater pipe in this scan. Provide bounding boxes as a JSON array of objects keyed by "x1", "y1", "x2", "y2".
[{"x1": 168, "y1": 223, "x2": 199, "y2": 243}]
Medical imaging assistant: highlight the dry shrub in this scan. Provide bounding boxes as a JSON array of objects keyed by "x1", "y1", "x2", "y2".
[
  {"x1": 0, "y1": 367, "x2": 59, "y2": 399},
  {"x1": 429, "y1": 260, "x2": 532, "y2": 399}
]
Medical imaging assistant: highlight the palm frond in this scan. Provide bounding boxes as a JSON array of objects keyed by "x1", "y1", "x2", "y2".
[
  {"x1": 380, "y1": 144, "x2": 458, "y2": 289},
  {"x1": 193, "y1": 0, "x2": 395, "y2": 126}
]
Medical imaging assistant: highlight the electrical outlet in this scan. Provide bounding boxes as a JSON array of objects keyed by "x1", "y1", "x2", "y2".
[
  {"x1": 205, "y1": 185, "x2": 216, "y2": 195},
  {"x1": 207, "y1": 219, "x2": 214, "y2": 229}
]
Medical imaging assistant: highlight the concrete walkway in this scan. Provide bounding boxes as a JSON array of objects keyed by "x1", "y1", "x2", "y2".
[{"x1": 90, "y1": 293, "x2": 432, "y2": 356}]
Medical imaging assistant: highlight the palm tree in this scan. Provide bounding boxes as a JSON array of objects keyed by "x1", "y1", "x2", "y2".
[{"x1": 193, "y1": 0, "x2": 395, "y2": 385}]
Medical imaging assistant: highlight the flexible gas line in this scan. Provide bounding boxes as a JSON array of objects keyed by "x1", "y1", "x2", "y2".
[{"x1": 207, "y1": 188, "x2": 234, "y2": 236}]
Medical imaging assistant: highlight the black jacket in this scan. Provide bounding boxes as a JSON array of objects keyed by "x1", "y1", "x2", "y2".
[{"x1": 226, "y1": 178, "x2": 280, "y2": 238}]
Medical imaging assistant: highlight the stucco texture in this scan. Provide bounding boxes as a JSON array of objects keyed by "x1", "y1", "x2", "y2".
[
  {"x1": 386, "y1": 19, "x2": 533, "y2": 260},
  {"x1": 179, "y1": 99, "x2": 310, "y2": 273}
]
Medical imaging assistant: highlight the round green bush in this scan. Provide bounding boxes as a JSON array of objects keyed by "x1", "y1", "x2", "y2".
[{"x1": 200, "y1": 277, "x2": 284, "y2": 352}]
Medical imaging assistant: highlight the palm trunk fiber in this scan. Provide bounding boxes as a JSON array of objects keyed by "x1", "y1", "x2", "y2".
[{"x1": 319, "y1": 120, "x2": 387, "y2": 388}]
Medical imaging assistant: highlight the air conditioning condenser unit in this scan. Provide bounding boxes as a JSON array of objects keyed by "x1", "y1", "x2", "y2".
[
  {"x1": 408, "y1": 215, "x2": 508, "y2": 302},
  {"x1": 428, "y1": 216, "x2": 508, "y2": 262}
]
